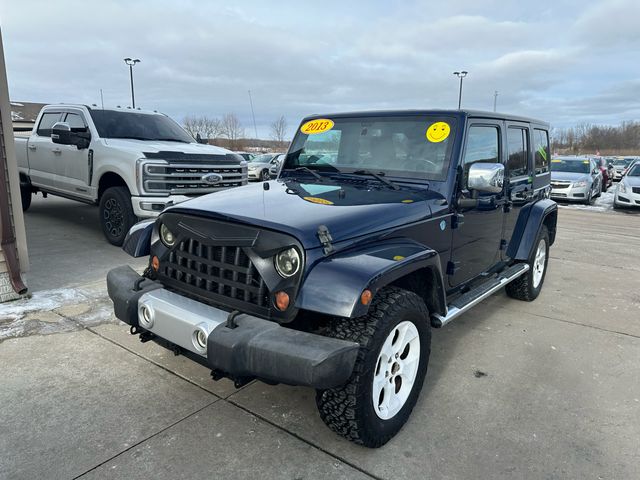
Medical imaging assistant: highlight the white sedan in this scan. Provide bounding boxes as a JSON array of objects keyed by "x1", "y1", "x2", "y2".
[{"x1": 614, "y1": 161, "x2": 640, "y2": 208}]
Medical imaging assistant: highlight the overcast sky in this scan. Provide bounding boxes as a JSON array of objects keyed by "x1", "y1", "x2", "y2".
[{"x1": 2, "y1": 0, "x2": 640, "y2": 138}]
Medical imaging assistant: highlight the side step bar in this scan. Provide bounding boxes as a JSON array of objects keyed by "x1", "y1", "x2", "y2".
[{"x1": 432, "y1": 263, "x2": 530, "y2": 328}]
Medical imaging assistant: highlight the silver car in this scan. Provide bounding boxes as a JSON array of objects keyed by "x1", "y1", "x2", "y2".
[
  {"x1": 550, "y1": 157, "x2": 602, "y2": 204},
  {"x1": 269, "y1": 154, "x2": 286, "y2": 177},
  {"x1": 247, "y1": 153, "x2": 283, "y2": 181},
  {"x1": 614, "y1": 161, "x2": 640, "y2": 208},
  {"x1": 611, "y1": 157, "x2": 638, "y2": 181}
]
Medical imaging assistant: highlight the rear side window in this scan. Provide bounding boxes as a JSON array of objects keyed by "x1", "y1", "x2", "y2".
[
  {"x1": 64, "y1": 112, "x2": 87, "y2": 131},
  {"x1": 507, "y1": 127, "x2": 529, "y2": 178},
  {"x1": 36, "y1": 112, "x2": 62, "y2": 137},
  {"x1": 534, "y1": 129, "x2": 550, "y2": 174}
]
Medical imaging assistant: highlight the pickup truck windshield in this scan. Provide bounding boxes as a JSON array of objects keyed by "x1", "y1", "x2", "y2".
[
  {"x1": 282, "y1": 116, "x2": 457, "y2": 181},
  {"x1": 551, "y1": 159, "x2": 590, "y2": 174},
  {"x1": 89, "y1": 110, "x2": 194, "y2": 143}
]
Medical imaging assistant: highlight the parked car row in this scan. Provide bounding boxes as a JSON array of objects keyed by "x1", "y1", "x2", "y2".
[{"x1": 245, "y1": 152, "x2": 284, "y2": 181}]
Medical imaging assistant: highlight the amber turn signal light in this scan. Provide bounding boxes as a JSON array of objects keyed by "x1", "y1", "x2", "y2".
[
  {"x1": 360, "y1": 289, "x2": 372, "y2": 305},
  {"x1": 151, "y1": 256, "x2": 160, "y2": 271},
  {"x1": 275, "y1": 291, "x2": 290, "y2": 311}
]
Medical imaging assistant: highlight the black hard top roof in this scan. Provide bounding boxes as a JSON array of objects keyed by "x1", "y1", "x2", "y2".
[{"x1": 302, "y1": 109, "x2": 548, "y2": 128}]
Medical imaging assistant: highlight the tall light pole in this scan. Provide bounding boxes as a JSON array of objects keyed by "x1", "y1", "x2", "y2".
[
  {"x1": 247, "y1": 89, "x2": 258, "y2": 140},
  {"x1": 123, "y1": 58, "x2": 141, "y2": 108},
  {"x1": 453, "y1": 71, "x2": 468, "y2": 109},
  {"x1": 493, "y1": 90, "x2": 499, "y2": 112}
]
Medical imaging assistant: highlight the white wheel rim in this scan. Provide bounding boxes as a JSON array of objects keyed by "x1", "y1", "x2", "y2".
[
  {"x1": 372, "y1": 320, "x2": 420, "y2": 420},
  {"x1": 532, "y1": 238, "x2": 546, "y2": 288}
]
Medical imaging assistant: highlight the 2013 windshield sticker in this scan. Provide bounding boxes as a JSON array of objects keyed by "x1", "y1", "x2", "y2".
[
  {"x1": 426, "y1": 122, "x2": 450, "y2": 143},
  {"x1": 301, "y1": 119, "x2": 334, "y2": 135}
]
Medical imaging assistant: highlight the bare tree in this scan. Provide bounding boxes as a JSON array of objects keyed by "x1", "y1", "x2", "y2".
[
  {"x1": 270, "y1": 115, "x2": 288, "y2": 144},
  {"x1": 183, "y1": 115, "x2": 222, "y2": 142},
  {"x1": 220, "y1": 113, "x2": 245, "y2": 150}
]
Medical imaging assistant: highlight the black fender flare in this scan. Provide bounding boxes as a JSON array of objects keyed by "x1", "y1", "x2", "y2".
[
  {"x1": 296, "y1": 239, "x2": 447, "y2": 318},
  {"x1": 507, "y1": 199, "x2": 558, "y2": 261},
  {"x1": 122, "y1": 219, "x2": 155, "y2": 257}
]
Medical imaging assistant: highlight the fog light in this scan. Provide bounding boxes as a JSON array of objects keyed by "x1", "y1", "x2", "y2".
[
  {"x1": 139, "y1": 304, "x2": 154, "y2": 328},
  {"x1": 275, "y1": 291, "x2": 290, "y2": 311},
  {"x1": 192, "y1": 327, "x2": 208, "y2": 353}
]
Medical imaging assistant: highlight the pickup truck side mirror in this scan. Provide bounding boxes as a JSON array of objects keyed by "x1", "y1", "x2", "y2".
[
  {"x1": 52, "y1": 122, "x2": 91, "y2": 149},
  {"x1": 467, "y1": 162, "x2": 504, "y2": 193}
]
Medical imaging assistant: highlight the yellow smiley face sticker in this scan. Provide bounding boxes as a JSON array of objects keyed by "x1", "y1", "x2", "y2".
[
  {"x1": 300, "y1": 118, "x2": 334, "y2": 135},
  {"x1": 426, "y1": 122, "x2": 451, "y2": 143}
]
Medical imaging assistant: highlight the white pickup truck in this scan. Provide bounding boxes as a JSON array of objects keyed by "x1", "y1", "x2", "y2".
[{"x1": 16, "y1": 104, "x2": 247, "y2": 245}]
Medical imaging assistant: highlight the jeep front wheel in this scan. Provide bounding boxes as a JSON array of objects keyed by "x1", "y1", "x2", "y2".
[
  {"x1": 315, "y1": 287, "x2": 431, "y2": 448},
  {"x1": 99, "y1": 186, "x2": 137, "y2": 246}
]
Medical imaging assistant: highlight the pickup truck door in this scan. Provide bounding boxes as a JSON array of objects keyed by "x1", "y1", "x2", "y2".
[
  {"x1": 25, "y1": 110, "x2": 64, "y2": 188},
  {"x1": 449, "y1": 121, "x2": 506, "y2": 286},
  {"x1": 54, "y1": 111, "x2": 93, "y2": 200}
]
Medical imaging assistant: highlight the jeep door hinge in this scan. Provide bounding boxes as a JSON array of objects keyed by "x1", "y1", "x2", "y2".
[
  {"x1": 317, "y1": 224, "x2": 334, "y2": 255},
  {"x1": 446, "y1": 260, "x2": 461, "y2": 275},
  {"x1": 451, "y1": 213, "x2": 464, "y2": 229}
]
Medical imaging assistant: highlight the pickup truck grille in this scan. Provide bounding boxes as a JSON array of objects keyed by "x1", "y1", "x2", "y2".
[
  {"x1": 143, "y1": 163, "x2": 246, "y2": 195},
  {"x1": 161, "y1": 237, "x2": 270, "y2": 310}
]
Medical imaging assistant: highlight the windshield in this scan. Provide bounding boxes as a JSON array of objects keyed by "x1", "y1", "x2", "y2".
[
  {"x1": 282, "y1": 115, "x2": 457, "y2": 181},
  {"x1": 627, "y1": 163, "x2": 640, "y2": 176},
  {"x1": 89, "y1": 110, "x2": 194, "y2": 143},
  {"x1": 613, "y1": 158, "x2": 635, "y2": 166},
  {"x1": 250, "y1": 154, "x2": 275, "y2": 163},
  {"x1": 551, "y1": 159, "x2": 590, "y2": 174}
]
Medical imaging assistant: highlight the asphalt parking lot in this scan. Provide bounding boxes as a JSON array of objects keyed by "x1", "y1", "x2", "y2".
[{"x1": 1, "y1": 196, "x2": 639, "y2": 479}]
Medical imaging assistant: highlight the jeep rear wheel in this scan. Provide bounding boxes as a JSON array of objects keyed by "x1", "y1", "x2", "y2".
[
  {"x1": 315, "y1": 287, "x2": 431, "y2": 448},
  {"x1": 99, "y1": 186, "x2": 137, "y2": 246},
  {"x1": 506, "y1": 225, "x2": 549, "y2": 301}
]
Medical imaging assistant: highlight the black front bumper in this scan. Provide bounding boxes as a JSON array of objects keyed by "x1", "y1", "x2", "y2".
[{"x1": 106, "y1": 266, "x2": 359, "y2": 389}]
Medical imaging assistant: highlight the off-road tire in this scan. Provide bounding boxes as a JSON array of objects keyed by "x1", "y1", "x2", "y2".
[
  {"x1": 506, "y1": 225, "x2": 549, "y2": 301},
  {"x1": 315, "y1": 287, "x2": 431, "y2": 448},
  {"x1": 20, "y1": 183, "x2": 32, "y2": 212},
  {"x1": 99, "y1": 186, "x2": 137, "y2": 246}
]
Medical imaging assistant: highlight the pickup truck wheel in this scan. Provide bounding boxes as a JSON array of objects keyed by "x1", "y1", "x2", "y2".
[
  {"x1": 506, "y1": 225, "x2": 549, "y2": 301},
  {"x1": 315, "y1": 287, "x2": 431, "y2": 448},
  {"x1": 20, "y1": 184, "x2": 32, "y2": 212},
  {"x1": 99, "y1": 186, "x2": 136, "y2": 246}
]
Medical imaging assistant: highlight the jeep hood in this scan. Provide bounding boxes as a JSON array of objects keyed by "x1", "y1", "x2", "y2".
[
  {"x1": 166, "y1": 179, "x2": 442, "y2": 249},
  {"x1": 101, "y1": 138, "x2": 231, "y2": 156}
]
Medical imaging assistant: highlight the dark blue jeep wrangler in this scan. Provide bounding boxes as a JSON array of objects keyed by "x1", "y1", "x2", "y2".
[{"x1": 107, "y1": 110, "x2": 557, "y2": 447}]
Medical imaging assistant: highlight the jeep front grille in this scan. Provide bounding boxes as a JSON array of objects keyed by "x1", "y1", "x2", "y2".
[
  {"x1": 161, "y1": 237, "x2": 270, "y2": 310},
  {"x1": 143, "y1": 163, "x2": 246, "y2": 195}
]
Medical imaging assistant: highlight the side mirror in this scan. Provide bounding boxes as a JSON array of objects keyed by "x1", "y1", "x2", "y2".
[
  {"x1": 51, "y1": 122, "x2": 72, "y2": 145},
  {"x1": 52, "y1": 121, "x2": 91, "y2": 149},
  {"x1": 467, "y1": 163, "x2": 504, "y2": 193}
]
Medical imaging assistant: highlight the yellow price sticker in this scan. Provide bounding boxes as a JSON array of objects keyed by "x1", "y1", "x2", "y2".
[
  {"x1": 303, "y1": 196, "x2": 334, "y2": 205},
  {"x1": 300, "y1": 118, "x2": 334, "y2": 135}
]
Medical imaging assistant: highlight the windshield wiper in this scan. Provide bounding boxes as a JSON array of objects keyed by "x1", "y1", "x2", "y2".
[
  {"x1": 290, "y1": 166, "x2": 324, "y2": 181},
  {"x1": 352, "y1": 170, "x2": 400, "y2": 190}
]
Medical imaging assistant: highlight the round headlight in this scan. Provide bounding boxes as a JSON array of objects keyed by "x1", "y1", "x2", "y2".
[
  {"x1": 160, "y1": 223, "x2": 176, "y2": 247},
  {"x1": 275, "y1": 247, "x2": 301, "y2": 278}
]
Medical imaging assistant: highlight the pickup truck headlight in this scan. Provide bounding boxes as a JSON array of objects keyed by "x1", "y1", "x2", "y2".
[
  {"x1": 572, "y1": 181, "x2": 587, "y2": 188},
  {"x1": 275, "y1": 247, "x2": 301, "y2": 278},
  {"x1": 160, "y1": 223, "x2": 176, "y2": 247}
]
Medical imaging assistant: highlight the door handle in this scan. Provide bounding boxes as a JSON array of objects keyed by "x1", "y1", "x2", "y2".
[
  {"x1": 52, "y1": 148, "x2": 62, "y2": 154},
  {"x1": 28, "y1": 144, "x2": 37, "y2": 150}
]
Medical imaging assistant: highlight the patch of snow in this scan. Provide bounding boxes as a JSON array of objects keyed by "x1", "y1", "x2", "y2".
[
  {"x1": 0, "y1": 288, "x2": 88, "y2": 322},
  {"x1": 557, "y1": 186, "x2": 617, "y2": 213}
]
